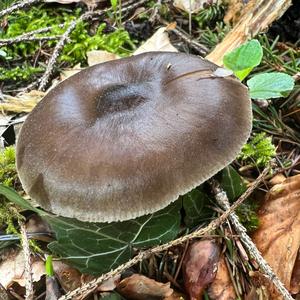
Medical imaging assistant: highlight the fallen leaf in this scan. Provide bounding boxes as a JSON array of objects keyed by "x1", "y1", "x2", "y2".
[
  {"x1": 53, "y1": 261, "x2": 82, "y2": 292},
  {"x1": 182, "y1": 239, "x2": 220, "y2": 300},
  {"x1": 0, "y1": 91, "x2": 44, "y2": 113},
  {"x1": 207, "y1": 255, "x2": 236, "y2": 300},
  {"x1": 134, "y1": 27, "x2": 178, "y2": 55},
  {"x1": 87, "y1": 50, "x2": 120, "y2": 66},
  {"x1": 60, "y1": 63, "x2": 82, "y2": 81},
  {"x1": 268, "y1": 173, "x2": 286, "y2": 186},
  {"x1": 26, "y1": 214, "x2": 53, "y2": 242},
  {"x1": 0, "y1": 250, "x2": 44, "y2": 288},
  {"x1": 252, "y1": 174, "x2": 300, "y2": 296},
  {"x1": 173, "y1": 0, "x2": 217, "y2": 14},
  {"x1": 290, "y1": 251, "x2": 300, "y2": 294},
  {"x1": 116, "y1": 274, "x2": 174, "y2": 300}
]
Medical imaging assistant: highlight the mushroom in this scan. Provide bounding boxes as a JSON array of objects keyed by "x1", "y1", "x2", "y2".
[{"x1": 16, "y1": 52, "x2": 252, "y2": 223}]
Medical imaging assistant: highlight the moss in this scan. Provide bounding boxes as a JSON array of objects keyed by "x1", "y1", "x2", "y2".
[
  {"x1": 0, "y1": 146, "x2": 19, "y2": 188},
  {"x1": 238, "y1": 132, "x2": 276, "y2": 167}
]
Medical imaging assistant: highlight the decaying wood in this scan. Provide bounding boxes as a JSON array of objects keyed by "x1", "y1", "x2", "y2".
[{"x1": 206, "y1": 0, "x2": 292, "y2": 65}]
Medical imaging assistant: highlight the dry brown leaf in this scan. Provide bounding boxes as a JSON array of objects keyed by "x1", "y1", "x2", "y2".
[
  {"x1": 133, "y1": 27, "x2": 178, "y2": 55},
  {"x1": 60, "y1": 63, "x2": 82, "y2": 81},
  {"x1": 290, "y1": 251, "x2": 300, "y2": 294},
  {"x1": 0, "y1": 250, "x2": 44, "y2": 288},
  {"x1": 53, "y1": 261, "x2": 83, "y2": 292},
  {"x1": 87, "y1": 50, "x2": 120, "y2": 66},
  {"x1": 0, "y1": 91, "x2": 44, "y2": 113},
  {"x1": 268, "y1": 173, "x2": 286, "y2": 186},
  {"x1": 116, "y1": 274, "x2": 174, "y2": 300},
  {"x1": 207, "y1": 255, "x2": 236, "y2": 300},
  {"x1": 173, "y1": 0, "x2": 217, "y2": 14},
  {"x1": 252, "y1": 174, "x2": 300, "y2": 296},
  {"x1": 182, "y1": 240, "x2": 220, "y2": 300}
]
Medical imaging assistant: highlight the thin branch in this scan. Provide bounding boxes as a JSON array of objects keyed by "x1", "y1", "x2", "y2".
[
  {"x1": 160, "y1": 18, "x2": 209, "y2": 55},
  {"x1": 38, "y1": 13, "x2": 89, "y2": 91},
  {"x1": 58, "y1": 165, "x2": 270, "y2": 300},
  {"x1": 0, "y1": 23, "x2": 65, "y2": 47},
  {"x1": 19, "y1": 221, "x2": 34, "y2": 300},
  {"x1": 0, "y1": 35, "x2": 61, "y2": 47},
  {"x1": 210, "y1": 179, "x2": 294, "y2": 300},
  {"x1": 0, "y1": 0, "x2": 42, "y2": 18},
  {"x1": 38, "y1": 0, "x2": 148, "y2": 91}
]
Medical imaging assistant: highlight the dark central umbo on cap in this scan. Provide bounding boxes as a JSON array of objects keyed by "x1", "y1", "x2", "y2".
[{"x1": 16, "y1": 52, "x2": 252, "y2": 223}]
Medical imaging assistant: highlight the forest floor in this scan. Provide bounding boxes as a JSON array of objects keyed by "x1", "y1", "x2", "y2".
[{"x1": 0, "y1": 0, "x2": 300, "y2": 299}]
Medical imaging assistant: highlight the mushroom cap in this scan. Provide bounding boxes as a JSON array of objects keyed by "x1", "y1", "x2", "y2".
[{"x1": 16, "y1": 52, "x2": 252, "y2": 223}]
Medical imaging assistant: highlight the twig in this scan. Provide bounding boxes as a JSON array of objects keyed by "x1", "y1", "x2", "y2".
[
  {"x1": 38, "y1": 13, "x2": 89, "y2": 91},
  {"x1": 19, "y1": 221, "x2": 34, "y2": 300},
  {"x1": 160, "y1": 19, "x2": 209, "y2": 56},
  {"x1": 0, "y1": 35, "x2": 61, "y2": 47},
  {"x1": 38, "y1": 0, "x2": 148, "y2": 91},
  {"x1": 0, "y1": 0, "x2": 42, "y2": 18},
  {"x1": 210, "y1": 178, "x2": 294, "y2": 300},
  {"x1": 58, "y1": 165, "x2": 270, "y2": 300}
]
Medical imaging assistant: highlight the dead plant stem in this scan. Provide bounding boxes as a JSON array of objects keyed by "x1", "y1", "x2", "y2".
[
  {"x1": 19, "y1": 221, "x2": 34, "y2": 300},
  {"x1": 0, "y1": 0, "x2": 42, "y2": 18},
  {"x1": 210, "y1": 179, "x2": 294, "y2": 300}
]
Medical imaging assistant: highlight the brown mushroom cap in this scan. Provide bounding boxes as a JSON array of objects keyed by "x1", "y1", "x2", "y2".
[{"x1": 16, "y1": 52, "x2": 252, "y2": 223}]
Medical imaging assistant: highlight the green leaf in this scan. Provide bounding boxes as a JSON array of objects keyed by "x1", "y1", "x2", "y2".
[
  {"x1": 182, "y1": 188, "x2": 214, "y2": 228},
  {"x1": 247, "y1": 72, "x2": 295, "y2": 99},
  {"x1": 219, "y1": 166, "x2": 246, "y2": 201},
  {"x1": 0, "y1": 184, "x2": 40, "y2": 213},
  {"x1": 223, "y1": 39, "x2": 263, "y2": 80},
  {"x1": 46, "y1": 201, "x2": 181, "y2": 275},
  {"x1": 0, "y1": 185, "x2": 181, "y2": 275},
  {"x1": 0, "y1": 184, "x2": 181, "y2": 275}
]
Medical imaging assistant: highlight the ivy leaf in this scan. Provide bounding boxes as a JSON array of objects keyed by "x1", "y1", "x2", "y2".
[
  {"x1": 0, "y1": 184, "x2": 181, "y2": 275},
  {"x1": 247, "y1": 72, "x2": 295, "y2": 99},
  {"x1": 223, "y1": 39, "x2": 263, "y2": 80},
  {"x1": 219, "y1": 166, "x2": 246, "y2": 201},
  {"x1": 46, "y1": 201, "x2": 181, "y2": 274},
  {"x1": 182, "y1": 188, "x2": 214, "y2": 228}
]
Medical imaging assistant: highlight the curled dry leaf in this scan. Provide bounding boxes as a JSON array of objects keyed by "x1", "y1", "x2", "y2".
[
  {"x1": 182, "y1": 239, "x2": 220, "y2": 300},
  {"x1": 0, "y1": 250, "x2": 44, "y2": 288},
  {"x1": 0, "y1": 91, "x2": 45, "y2": 113},
  {"x1": 252, "y1": 174, "x2": 300, "y2": 296},
  {"x1": 268, "y1": 173, "x2": 286, "y2": 186},
  {"x1": 207, "y1": 255, "x2": 236, "y2": 300},
  {"x1": 133, "y1": 27, "x2": 178, "y2": 55},
  {"x1": 116, "y1": 274, "x2": 174, "y2": 300},
  {"x1": 290, "y1": 251, "x2": 300, "y2": 294}
]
